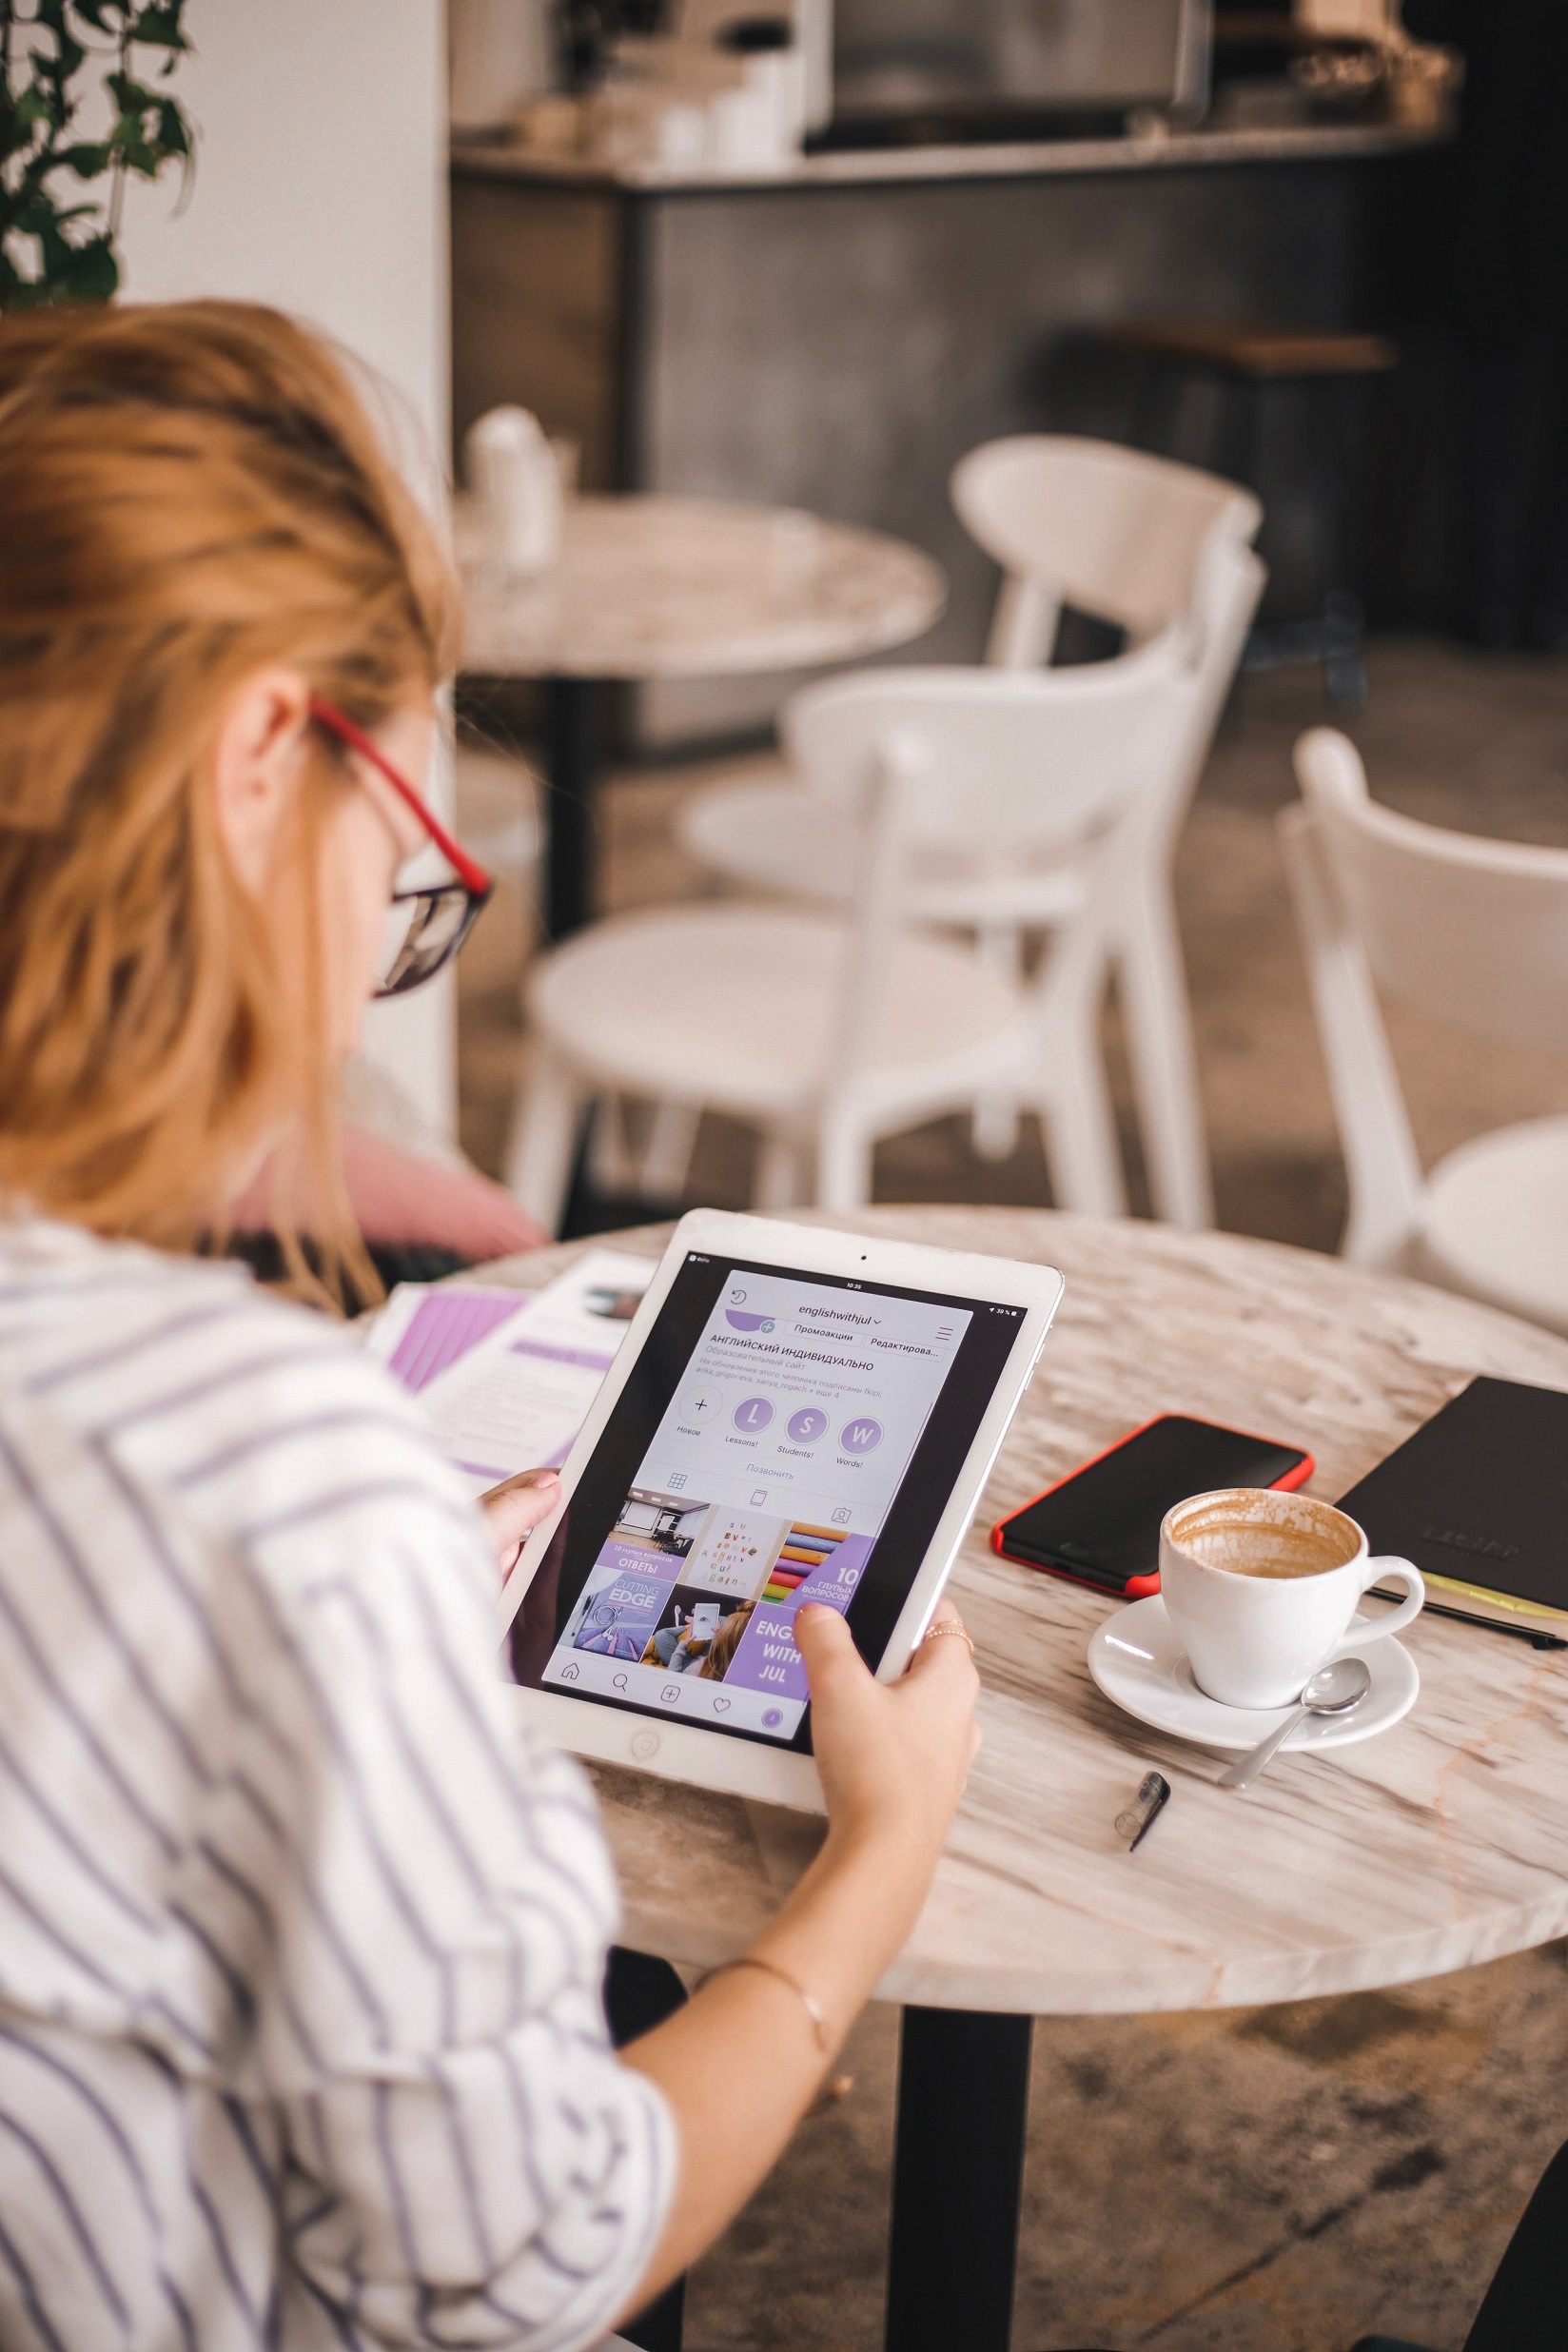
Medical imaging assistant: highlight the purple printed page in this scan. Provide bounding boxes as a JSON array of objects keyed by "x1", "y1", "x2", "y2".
[
  {"x1": 367, "y1": 1250, "x2": 657, "y2": 1496},
  {"x1": 386, "y1": 1287, "x2": 523, "y2": 1393}
]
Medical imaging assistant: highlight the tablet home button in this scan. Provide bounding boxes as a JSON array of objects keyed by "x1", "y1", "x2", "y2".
[{"x1": 629, "y1": 1729, "x2": 660, "y2": 1761}]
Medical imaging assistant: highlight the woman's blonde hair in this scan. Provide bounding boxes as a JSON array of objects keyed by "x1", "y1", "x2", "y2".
[{"x1": 0, "y1": 300, "x2": 461, "y2": 1302}]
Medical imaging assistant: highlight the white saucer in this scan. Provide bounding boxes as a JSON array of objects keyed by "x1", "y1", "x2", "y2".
[{"x1": 1088, "y1": 1594, "x2": 1419, "y2": 1754}]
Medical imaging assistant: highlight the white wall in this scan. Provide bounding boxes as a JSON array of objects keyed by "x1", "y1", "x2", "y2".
[{"x1": 117, "y1": 0, "x2": 459, "y2": 1138}]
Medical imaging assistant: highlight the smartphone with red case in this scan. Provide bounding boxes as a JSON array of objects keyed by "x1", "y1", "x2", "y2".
[{"x1": 991, "y1": 1414, "x2": 1314, "y2": 1597}]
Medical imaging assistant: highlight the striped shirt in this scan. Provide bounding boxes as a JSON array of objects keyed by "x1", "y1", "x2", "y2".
[{"x1": 0, "y1": 1215, "x2": 674, "y2": 2352}]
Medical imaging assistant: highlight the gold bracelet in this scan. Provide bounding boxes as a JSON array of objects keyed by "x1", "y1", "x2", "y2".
[{"x1": 700, "y1": 1953, "x2": 831, "y2": 2055}]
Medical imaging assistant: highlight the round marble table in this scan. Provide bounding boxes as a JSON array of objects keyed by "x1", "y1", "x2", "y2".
[
  {"x1": 479, "y1": 1205, "x2": 1568, "y2": 2352},
  {"x1": 458, "y1": 494, "x2": 946, "y2": 938}
]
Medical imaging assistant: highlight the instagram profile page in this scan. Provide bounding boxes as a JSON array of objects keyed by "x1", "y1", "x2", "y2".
[{"x1": 543, "y1": 1270, "x2": 973, "y2": 1739}]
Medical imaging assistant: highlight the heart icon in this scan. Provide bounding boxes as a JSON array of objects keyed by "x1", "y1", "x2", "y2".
[{"x1": 712, "y1": 1695, "x2": 731, "y2": 1713}]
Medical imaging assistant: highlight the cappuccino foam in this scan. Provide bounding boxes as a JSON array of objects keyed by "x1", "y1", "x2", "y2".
[
  {"x1": 1167, "y1": 1492, "x2": 1360, "y2": 1581},
  {"x1": 1185, "y1": 1528, "x2": 1343, "y2": 1579}
]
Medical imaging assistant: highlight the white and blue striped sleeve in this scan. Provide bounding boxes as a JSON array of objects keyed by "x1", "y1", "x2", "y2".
[
  {"x1": 0, "y1": 1231, "x2": 676, "y2": 2351},
  {"x1": 188, "y1": 1405, "x2": 677, "y2": 2351}
]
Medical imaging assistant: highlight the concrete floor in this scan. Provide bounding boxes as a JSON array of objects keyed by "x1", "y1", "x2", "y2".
[
  {"x1": 456, "y1": 637, "x2": 1568, "y2": 2350},
  {"x1": 681, "y1": 1942, "x2": 1568, "y2": 2352}
]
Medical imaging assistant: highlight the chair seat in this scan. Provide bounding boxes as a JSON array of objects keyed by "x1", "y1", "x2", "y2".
[
  {"x1": 1419, "y1": 1116, "x2": 1568, "y2": 1336},
  {"x1": 680, "y1": 778, "x2": 1088, "y2": 931},
  {"x1": 454, "y1": 745, "x2": 540, "y2": 878},
  {"x1": 528, "y1": 905, "x2": 1028, "y2": 1121},
  {"x1": 679, "y1": 777, "x2": 859, "y2": 897},
  {"x1": 1102, "y1": 318, "x2": 1399, "y2": 380}
]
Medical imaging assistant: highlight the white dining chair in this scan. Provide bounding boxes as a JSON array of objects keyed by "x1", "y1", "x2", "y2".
[
  {"x1": 455, "y1": 741, "x2": 541, "y2": 901},
  {"x1": 508, "y1": 662, "x2": 1186, "y2": 1234},
  {"x1": 676, "y1": 437, "x2": 1264, "y2": 1227},
  {"x1": 950, "y1": 431, "x2": 1262, "y2": 670},
  {"x1": 1280, "y1": 726, "x2": 1568, "y2": 1335}
]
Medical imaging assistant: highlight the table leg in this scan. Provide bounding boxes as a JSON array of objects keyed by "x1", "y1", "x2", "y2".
[
  {"x1": 605, "y1": 1948, "x2": 688, "y2": 2352},
  {"x1": 885, "y1": 2007, "x2": 1032, "y2": 2352},
  {"x1": 543, "y1": 675, "x2": 599, "y2": 942}
]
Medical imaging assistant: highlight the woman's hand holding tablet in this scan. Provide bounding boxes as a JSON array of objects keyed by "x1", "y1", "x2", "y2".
[
  {"x1": 794, "y1": 1596, "x2": 982, "y2": 1856},
  {"x1": 478, "y1": 1463, "x2": 563, "y2": 1578},
  {"x1": 609, "y1": 1588, "x2": 984, "y2": 2321},
  {"x1": 501, "y1": 1208, "x2": 1063, "y2": 1813}
]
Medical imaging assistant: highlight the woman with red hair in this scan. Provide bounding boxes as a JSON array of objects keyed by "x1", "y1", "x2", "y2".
[{"x1": 0, "y1": 301, "x2": 978, "y2": 2350}]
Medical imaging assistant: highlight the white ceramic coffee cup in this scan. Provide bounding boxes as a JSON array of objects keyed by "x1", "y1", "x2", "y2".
[{"x1": 1159, "y1": 1487, "x2": 1424, "y2": 1710}]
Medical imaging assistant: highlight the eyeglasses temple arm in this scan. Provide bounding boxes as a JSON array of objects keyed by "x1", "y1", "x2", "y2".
[{"x1": 307, "y1": 695, "x2": 493, "y2": 897}]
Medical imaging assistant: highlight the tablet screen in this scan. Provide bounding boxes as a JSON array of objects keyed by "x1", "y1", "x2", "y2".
[{"x1": 510, "y1": 1250, "x2": 1027, "y2": 1751}]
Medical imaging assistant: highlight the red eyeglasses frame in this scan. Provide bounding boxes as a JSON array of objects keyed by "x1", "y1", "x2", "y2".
[
  {"x1": 307, "y1": 696, "x2": 492, "y2": 897},
  {"x1": 308, "y1": 695, "x2": 495, "y2": 996}
]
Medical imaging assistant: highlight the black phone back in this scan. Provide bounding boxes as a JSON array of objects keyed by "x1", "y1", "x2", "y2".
[{"x1": 993, "y1": 1414, "x2": 1310, "y2": 1592}]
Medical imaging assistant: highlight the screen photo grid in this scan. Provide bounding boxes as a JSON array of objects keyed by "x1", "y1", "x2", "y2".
[{"x1": 544, "y1": 1268, "x2": 971, "y2": 1739}]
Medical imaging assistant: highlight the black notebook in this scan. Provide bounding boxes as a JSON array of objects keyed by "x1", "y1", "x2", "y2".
[{"x1": 1336, "y1": 1375, "x2": 1568, "y2": 1631}]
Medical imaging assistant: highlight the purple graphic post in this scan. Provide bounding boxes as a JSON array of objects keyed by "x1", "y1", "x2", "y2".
[
  {"x1": 571, "y1": 1550, "x2": 675, "y2": 1661},
  {"x1": 722, "y1": 1535, "x2": 874, "y2": 1705}
]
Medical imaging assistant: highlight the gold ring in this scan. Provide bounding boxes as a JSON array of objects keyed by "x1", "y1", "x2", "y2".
[{"x1": 923, "y1": 1620, "x2": 975, "y2": 1656}]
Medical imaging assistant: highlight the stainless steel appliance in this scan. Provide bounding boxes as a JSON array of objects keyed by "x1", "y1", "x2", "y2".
[{"x1": 828, "y1": 0, "x2": 1212, "y2": 133}]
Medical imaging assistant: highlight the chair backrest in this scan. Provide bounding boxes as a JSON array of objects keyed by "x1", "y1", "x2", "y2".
[
  {"x1": 1282, "y1": 727, "x2": 1568, "y2": 1267},
  {"x1": 780, "y1": 655, "x2": 1184, "y2": 860},
  {"x1": 1298, "y1": 726, "x2": 1568, "y2": 1055},
  {"x1": 951, "y1": 433, "x2": 1263, "y2": 667}
]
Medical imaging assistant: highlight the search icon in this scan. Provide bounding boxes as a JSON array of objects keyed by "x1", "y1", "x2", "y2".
[{"x1": 612, "y1": 1672, "x2": 628, "y2": 1692}]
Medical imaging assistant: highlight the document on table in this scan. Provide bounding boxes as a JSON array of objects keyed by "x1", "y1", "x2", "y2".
[
  {"x1": 367, "y1": 1249, "x2": 657, "y2": 1495},
  {"x1": 363, "y1": 1281, "x2": 526, "y2": 1392}
]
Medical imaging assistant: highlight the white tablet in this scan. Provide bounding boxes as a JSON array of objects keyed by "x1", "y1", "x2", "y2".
[{"x1": 501, "y1": 1209, "x2": 1063, "y2": 1812}]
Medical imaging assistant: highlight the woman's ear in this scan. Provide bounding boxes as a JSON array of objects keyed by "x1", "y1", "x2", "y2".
[{"x1": 211, "y1": 667, "x2": 313, "y2": 895}]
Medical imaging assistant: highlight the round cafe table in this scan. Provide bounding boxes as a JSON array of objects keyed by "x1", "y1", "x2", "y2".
[
  {"x1": 478, "y1": 1205, "x2": 1568, "y2": 2352},
  {"x1": 459, "y1": 494, "x2": 947, "y2": 941}
]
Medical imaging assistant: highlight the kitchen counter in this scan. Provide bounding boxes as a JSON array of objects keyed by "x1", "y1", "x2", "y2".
[
  {"x1": 452, "y1": 108, "x2": 1449, "y2": 747},
  {"x1": 452, "y1": 109, "x2": 1446, "y2": 196}
]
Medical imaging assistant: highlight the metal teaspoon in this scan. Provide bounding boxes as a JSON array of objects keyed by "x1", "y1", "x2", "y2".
[{"x1": 1219, "y1": 1656, "x2": 1373, "y2": 1792}]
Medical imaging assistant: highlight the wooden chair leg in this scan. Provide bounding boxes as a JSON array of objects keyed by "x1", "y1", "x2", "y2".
[
  {"x1": 1033, "y1": 931, "x2": 1127, "y2": 1219},
  {"x1": 587, "y1": 1093, "x2": 637, "y2": 1197},
  {"x1": 1037, "y1": 1042, "x2": 1127, "y2": 1220},
  {"x1": 1118, "y1": 884, "x2": 1214, "y2": 1230},
  {"x1": 506, "y1": 1052, "x2": 585, "y2": 1236},
  {"x1": 971, "y1": 925, "x2": 1025, "y2": 1161},
  {"x1": 814, "y1": 1116, "x2": 874, "y2": 1213},
  {"x1": 754, "y1": 1131, "x2": 805, "y2": 1212},
  {"x1": 640, "y1": 1099, "x2": 702, "y2": 1201}
]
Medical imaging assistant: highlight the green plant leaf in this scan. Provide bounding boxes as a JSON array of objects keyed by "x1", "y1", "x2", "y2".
[
  {"x1": 106, "y1": 70, "x2": 156, "y2": 112},
  {"x1": 35, "y1": 26, "x2": 88, "y2": 85},
  {"x1": 153, "y1": 96, "x2": 187, "y2": 154},
  {"x1": 57, "y1": 139, "x2": 114, "y2": 176},
  {"x1": 128, "y1": 5, "x2": 191, "y2": 52},
  {"x1": 14, "y1": 191, "x2": 104, "y2": 231},
  {"x1": 0, "y1": 0, "x2": 192, "y2": 310},
  {"x1": 59, "y1": 238, "x2": 119, "y2": 300}
]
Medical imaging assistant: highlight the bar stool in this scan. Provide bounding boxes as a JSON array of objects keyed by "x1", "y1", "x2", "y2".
[{"x1": 1095, "y1": 318, "x2": 1397, "y2": 708}]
